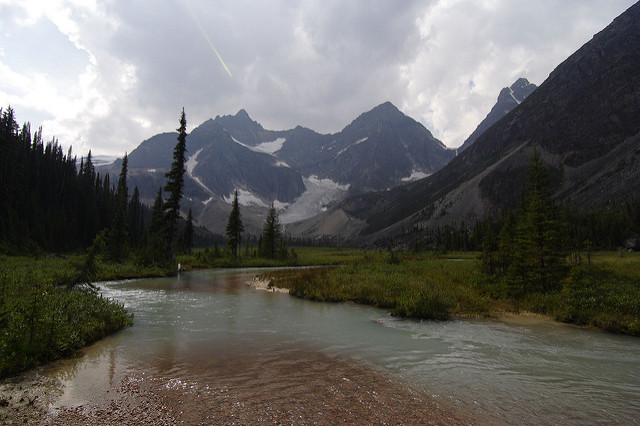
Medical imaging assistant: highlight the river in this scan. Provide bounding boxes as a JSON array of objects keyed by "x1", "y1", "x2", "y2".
[{"x1": 10, "y1": 268, "x2": 640, "y2": 424}]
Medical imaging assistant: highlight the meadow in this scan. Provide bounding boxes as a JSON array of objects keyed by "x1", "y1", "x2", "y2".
[
  {"x1": 261, "y1": 249, "x2": 640, "y2": 335},
  {"x1": 2, "y1": 247, "x2": 638, "y2": 377}
]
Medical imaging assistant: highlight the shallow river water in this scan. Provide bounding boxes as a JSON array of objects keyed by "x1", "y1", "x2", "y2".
[{"x1": 32, "y1": 269, "x2": 640, "y2": 423}]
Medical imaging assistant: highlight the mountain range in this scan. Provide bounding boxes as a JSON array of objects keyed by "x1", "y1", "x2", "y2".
[
  {"x1": 102, "y1": 100, "x2": 456, "y2": 235},
  {"x1": 292, "y1": 1, "x2": 640, "y2": 245},
  {"x1": 103, "y1": 3, "x2": 639, "y2": 244}
]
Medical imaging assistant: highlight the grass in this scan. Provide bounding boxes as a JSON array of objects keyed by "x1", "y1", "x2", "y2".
[
  {"x1": 3, "y1": 247, "x2": 637, "y2": 378},
  {"x1": 524, "y1": 251, "x2": 640, "y2": 335},
  {"x1": 177, "y1": 246, "x2": 370, "y2": 270},
  {"x1": 268, "y1": 251, "x2": 495, "y2": 321},
  {"x1": 264, "y1": 250, "x2": 640, "y2": 335},
  {"x1": 0, "y1": 254, "x2": 171, "y2": 378}
]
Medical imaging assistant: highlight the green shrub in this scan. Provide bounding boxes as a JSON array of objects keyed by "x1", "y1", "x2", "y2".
[
  {"x1": 0, "y1": 257, "x2": 135, "y2": 377},
  {"x1": 392, "y1": 286, "x2": 453, "y2": 320}
]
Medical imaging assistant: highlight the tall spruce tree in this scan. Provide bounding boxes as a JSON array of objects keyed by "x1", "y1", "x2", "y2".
[
  {"x1": 183, "y1": 208, "x2": 194, "y2": 254},
  {"x1": 260, "y1": 203, "x2": 284, "y2": 259},
  {"x1": 107, "y1": 153, "x2": 129, "y2": 261},
  {"x1": 226, "y1": 190, "x2": 244, "y2": 257},
  {"x1": 80, "y1": 151, "x2": 99, "y2": 247},
  {"x1": 141, "y1": 187, "x2": 166, "y2": 265},
  {"x1": 149, "y1": 188, "x2": 164, "y2": 236},
  {"x1": 128, "y1": 186, "x2": 143, "y2": 247},
  {"x1": 507, "y1": 150, "x2": 566, "y2": 295},
  {"x1": 162, "y1": 108, "x2": 188, "y2": 260}
]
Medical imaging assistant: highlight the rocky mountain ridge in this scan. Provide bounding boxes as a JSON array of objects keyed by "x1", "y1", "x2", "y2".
[
  {"x1": 289, "y1": 2, "x2": 640, "y2": 245},
  {"x1": 458, "y1": 78, "x2": 537, "y2": 152},
  {"x1": 102, "y1": 102, "x2": 456, "y2": 235}
]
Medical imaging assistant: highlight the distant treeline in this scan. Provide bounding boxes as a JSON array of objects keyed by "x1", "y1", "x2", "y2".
[
  {"x1": 0, "y1": 106, "x2": 212, "y2": 258},
  {"x1": 407, "y1": 194, "x2": 640, "y2": 253},
  {"x1": 0, "y1": 106, "x2": 146, "y2": 253}
]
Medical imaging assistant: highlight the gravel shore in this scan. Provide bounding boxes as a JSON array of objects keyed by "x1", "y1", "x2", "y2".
[{"x1": 1, "y1": 348, "x2": 471, "y2": 425}]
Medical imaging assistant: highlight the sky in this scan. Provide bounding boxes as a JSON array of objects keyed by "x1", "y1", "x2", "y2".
[{"x1": 0, "y1": 0, "x2": 636, "y2": 157}]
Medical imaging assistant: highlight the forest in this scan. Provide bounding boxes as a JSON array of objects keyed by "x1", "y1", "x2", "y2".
[
  {"x1": 0, "y1": 106, "x2": 145, "y2": 255},
  {"x1": 0, "y1": 105, "x2": 192, "y2": 376}
]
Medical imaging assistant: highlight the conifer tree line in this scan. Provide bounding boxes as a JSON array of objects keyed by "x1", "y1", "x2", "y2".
[
  {"x1": 405, "y1": 156, "x2": 640, "y2": 254},
  {"x1": 404, "y1": 149, "x2": 640, "y2": 303},
  {"x1": 221, "y1": 194, "x2": 293, "y2": 260},
  {"x1": 0, "y1": 105, "x2": 193, "y2": 263},
  {"x1": 0, "y1": 106, "x2": 143, "y2": 253},
  {"x1": 479, "y1": 151, "x2": 566, "y2": 301}
]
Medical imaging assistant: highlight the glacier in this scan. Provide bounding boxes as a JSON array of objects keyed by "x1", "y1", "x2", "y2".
[
  {"x1": 401, "y1": 170, "x2": 431, "y2": 182},
  {"x1": 280, "y1": 176, "x2": 350, "y2": 224}
]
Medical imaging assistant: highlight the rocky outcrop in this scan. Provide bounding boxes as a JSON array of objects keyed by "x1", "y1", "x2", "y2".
[{"x1": 459, "y1": 78, "x2": 537, "y2": 151}]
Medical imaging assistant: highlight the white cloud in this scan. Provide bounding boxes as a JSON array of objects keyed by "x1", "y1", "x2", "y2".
[
  {"x1": 0, "y1": 0, "x2": 636, "y2": 155},
  {"x1": 401, "y1": 0, "x2": 636, "y2": 146}
]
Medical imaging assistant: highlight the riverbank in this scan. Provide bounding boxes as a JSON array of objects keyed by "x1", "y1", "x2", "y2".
[
  {"x1": 247, "y1": 275, "x2": 290, "y2": 293},
  {"x1": 0, "y1": 255, "x2": 171, "y2": 378},
  {"x1": 261, "y1": 250, "x2": 640, "y2": 335},
  {"x1": 0, "y1": 346, "x2": 470, "y2": 424}
]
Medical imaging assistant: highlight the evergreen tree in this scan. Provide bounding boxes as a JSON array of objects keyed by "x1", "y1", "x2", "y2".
[
  {"x1": 149, "y1": 188, "x2": 164, "y2": 236},
  {"x1": 243, "y1": 236, "x2": 251, "y2": 258},
  {"x1": 183, "y1": 208, "x2": 194, "y2": 254},
  {"x1": 128, "y1": 186, "x2": 143, "y2": 247},
  {"x1": 506, "y1": 150, "x2": 566, "y2": 295},
  {"x1": 479, "y1": 221, "x2": 499, "y2": 276},
  {"x1": 213, "y1": 240, "x2": 221, "y2": 258},
  {"x1": 139, "y1": 187, "x2": 167, "y2": 266},
  {"x1": 497, "y1": 210, "x2": 517, "y2": 276},
  {"x1": 107, "y1": 154, "x2": 129, "y2": 261},
  {"x1": 80, "y1": 151, "x2": 99, "y2": 247},
  {"x1": 260, "y1": 203, "x2": 284, "y2": 259},
  {"x1": 225, "y1": 190, "x2": 244, "y2": 257},
  {"x1": 162, "y1": 108, "x2": 188, "y2": 260}
]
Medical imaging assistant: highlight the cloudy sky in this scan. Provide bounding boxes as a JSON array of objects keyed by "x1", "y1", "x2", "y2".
[{"x1": 1, "y1": 0, "x2": 636, "y2": 157}]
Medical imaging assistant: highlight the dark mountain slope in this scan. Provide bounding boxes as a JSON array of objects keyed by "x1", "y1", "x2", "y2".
[
  {"x1": 304, "y1": 102, "x2": 455, "y2": 191},
  {"x1": 333, "y1": 2, "x2": 640, "y2": 241},
  {"x1": 188, "y1": 119, "x2": 305, "y2": 203},
  {"x1": 459, "y1": 78, "x2": 537, "y2": 151},
  {"x1": 121, "y1": 132, "x2": 178, "y2": 169},
  {"x1": 212, "y1": 109, "x2": 278, "y2": 146},
  {"x1": 274, "y1": 126, "x2": 329, "y2": 170}
]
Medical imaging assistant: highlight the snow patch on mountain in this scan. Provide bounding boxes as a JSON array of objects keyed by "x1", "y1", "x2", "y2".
[
  {"x1": 335, "y1": 147, "x2": 349, "y2": 157},
  {"x1": 273, "y1": 200, "x2": 289, "y2": 210},
  {"x1": 401, "y1": 170, "x2": 431, "y2": 182},
  {"x1": 254, "y1": 138, "x2": 286, "y2": 154},
  {"x1": 335, "y1": 138, "x2": 368, "y2": 158},
  {"x1": 224, "y1": 189, "x2": 267, "y2": 207},
  {"x1": 223, "y1": 189, "x2": 290, "y2": 211},
  {"x1": 231, "y1": 136, "x2": 286, "y2": 155},
  {"x1": 508, "y1": 87, "x2": 521, "y2": 105},
  {"x1": 274, "y1": 160, "x2": 290, "y2": 168},
  {"x1": 280, "y1": 175, "x2": 350, "y2": 224},
  {"x1": 354, "y1": 137, "x2": 368, "y2": 145},
  {"x1": 231, "y1": 136, "x2": 252, "y2": 150},
  {"x1": 186, "y1": 148, "x2": 215, "y2": 201},
  {"x1": 186, "y1": 148, "x2": 203, "y2": 175}
]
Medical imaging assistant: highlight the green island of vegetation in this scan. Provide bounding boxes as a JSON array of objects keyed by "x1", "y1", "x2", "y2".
[{"x1": 249, "y1": 249, "x2": 640, "y2": 336}]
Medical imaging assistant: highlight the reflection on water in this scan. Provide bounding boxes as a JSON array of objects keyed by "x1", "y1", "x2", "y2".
[{"x1": 42, "y1": 269, "x2": 640, "y2": 424}]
